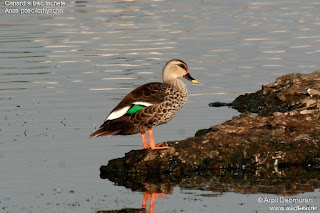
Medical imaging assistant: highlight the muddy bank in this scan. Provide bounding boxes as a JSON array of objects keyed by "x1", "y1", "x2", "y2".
[{"x1": 101, "y1": 71, "x2": 320, "y2": 181}]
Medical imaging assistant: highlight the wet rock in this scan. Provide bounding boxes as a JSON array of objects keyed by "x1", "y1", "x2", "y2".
[
  {"x1": 231, "y1": 70, "x2": 320, "y2": 116},
  {"x1": 101, "y1": 71, "x2": 320, "y2": 181},
  {"x1": 208, "y1": 101, "x2": 232, "y2": 107}
]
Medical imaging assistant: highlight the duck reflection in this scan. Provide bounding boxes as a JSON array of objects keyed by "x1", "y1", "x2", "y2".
[
  {"x1": 96, "y1": 182, "x2": 172, "y2": 213},
  {"x1": 95, "y1": 192, "x2": 164, "y2": 213},
  {"x1": 141, "y1": 182, "x2": 172, "y2": 213},
  {"x1": 142, "y1": 192, "x2": 166, "y2": 213}
]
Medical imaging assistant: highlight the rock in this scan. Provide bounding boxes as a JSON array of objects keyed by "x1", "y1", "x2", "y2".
[
  {"x1": 231, "y1": 71, "x2": 320, "y2": 116},
  {"x1": 208, "y1": 102, "x2": 232, "y2": 107},
  {"x1": 101, "y1": 111, "x2": 320, "y2": 176},
  {"x1": 308, "y1": 88, "x2": 320, "y2": 97}
]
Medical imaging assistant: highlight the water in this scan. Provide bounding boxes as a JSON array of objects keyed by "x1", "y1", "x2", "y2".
[{"x1": 1, "y1": 0, "x2": 320, "y2": 212}]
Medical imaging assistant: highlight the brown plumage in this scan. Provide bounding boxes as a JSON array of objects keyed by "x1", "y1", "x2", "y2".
[{"x1": 90, "y1": 59, "x2": 199, "y2": 150}]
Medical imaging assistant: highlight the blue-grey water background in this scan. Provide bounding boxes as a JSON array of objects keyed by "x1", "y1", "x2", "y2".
[{"x1": 1, "y1": 0, "x2": 320, "y2": 212}]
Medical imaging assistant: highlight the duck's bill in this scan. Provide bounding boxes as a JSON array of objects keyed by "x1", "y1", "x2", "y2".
[{"x1": 183, "y1": 73, "x2": 199, "y2": 84}]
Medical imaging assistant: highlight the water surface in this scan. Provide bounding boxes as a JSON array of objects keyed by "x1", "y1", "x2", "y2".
[{"x1": 1, "y1": 0, "x2": 320, "y2": 212}]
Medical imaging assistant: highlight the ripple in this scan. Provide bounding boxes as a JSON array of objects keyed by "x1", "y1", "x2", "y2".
[
  {"x1": 305, "y1": 50, "x2": 320, "y2": 54},
  {"x1": 262, "y1": 50, "x2": 287, "y2": 53},
  {"x1": 294, "y1": 36, "x2": 320, "y2": 39},
  {"x1": 262, "y1": 64, "x2": 283, "y2": 67},
  {"x1": 44, "y1": 45, "x2": 78, "y2": 48},
  {"x1": 249, "y1": 2, "x2": 277, "y2": 5},
  {"x1": 83, "y1": 70, "x2": 124, "y2": 74},
  {"x1": 82, "y1": 54, "x2": 118, "y2": 57},
  {"x1": 101, "y1": 42, "x2": 176, "y2": 46},
  {"x1": 269, "y1": 30, "x2": 289, "y2": 33},
  {"x1": 101, "y1": 77, "x2": 136, "y2": 80},
  {"x1": 137, "y1": 72, "x2": 153, "y2": 74},
  {"x1": 89, "y1": 87, "x2": 131, "y2": 91},
  {"x1": 0, "y1": 72, "x2": 54, "y2": 75},
  {"x1": 31, "y1": 81, "x2": 59, "y2": 84},
  {"x1": 209, "y1": 49, "x2": 233, "y2": 52},
  {"x1": 95, "y1": 63, "x2": 150, "y2": 67},
  {"x1": 289, "y1": 45, "x2": 311, "y2": 48},
  {"x1": 298, "y1": 65, "x2": 317, "y2": 68},
  {"x1": 256, "y1": 57, "x2": 283, "y2": 61},
  {"x1": 244, "y1": 38, "x2": 274, "y2": 41},
  {"x1": 0, "y1": 81, "x2": 29, "y2": 84},
  {"x1": 189, "y1": 91, "x2": 248, "y2": 97},
  {"x1": 238, "y1": 66, "x2": 255, "y2": 69},
  {"x1": 0, "y1": 88, "x2": 26, "y2": 91},
  {"x1": 58, "y1": 60, "x2": 91, "y2": 63}
]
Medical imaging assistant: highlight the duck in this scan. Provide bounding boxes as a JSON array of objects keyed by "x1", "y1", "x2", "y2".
[{"x1": 90, "y1": 59, "x2": 199, "y2": 150}]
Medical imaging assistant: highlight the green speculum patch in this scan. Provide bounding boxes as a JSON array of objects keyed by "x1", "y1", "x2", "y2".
[{"x1": 127, "y1": 105, "x2": 146, "y2": 114}]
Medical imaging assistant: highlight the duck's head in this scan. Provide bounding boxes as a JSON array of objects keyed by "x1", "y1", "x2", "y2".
[{"x1": 162, "y1": 59, "x2": 199, "y2": 85}]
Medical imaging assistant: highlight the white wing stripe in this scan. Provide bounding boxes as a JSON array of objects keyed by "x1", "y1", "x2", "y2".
[
  {"x1": 106, "y1": 106, "x2": 130, "y2": 121},
  {"x1": 132, "y1": 101, "x2": 153, "y2": 107},
  {"x1": 106, "y1": 102, "x2": 153, "y2": 121}
]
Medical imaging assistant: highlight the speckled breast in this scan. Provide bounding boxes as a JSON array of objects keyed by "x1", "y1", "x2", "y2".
[{"x1": 154, "y1": 79, "x2": 188, "y2": 126}]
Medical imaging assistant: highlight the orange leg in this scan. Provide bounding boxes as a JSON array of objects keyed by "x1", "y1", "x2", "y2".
[
  {"x1": 141, "y1": 131, "x2": 149, "y2": 149},
  {"x1": 142, "y1": 192, "x2": 149, "y2": 209},
  {"x1": 148, "y1": 129, "x2": 170, "y2": 150},
  {"x1": 149, "y1": 193, "x2": 157, "y2": 213},
  {"x1": 142, "y1": 192, "x2": 167, "y2": 213}
]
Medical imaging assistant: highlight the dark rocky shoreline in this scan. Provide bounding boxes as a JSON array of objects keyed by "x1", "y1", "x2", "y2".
[
  {"x1": 100, "y1": 71, "x2": 320, "y2": 194},
  {"x1": 232, "y1": 70, "x2": 320, "y2": 116}
]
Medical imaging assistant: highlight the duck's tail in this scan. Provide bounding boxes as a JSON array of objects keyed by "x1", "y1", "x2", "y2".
[{"x1": 89, "y1": 127, "x2": 120, "y2": 138}]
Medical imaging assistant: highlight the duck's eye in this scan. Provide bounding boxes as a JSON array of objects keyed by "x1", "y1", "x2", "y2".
[{"x1": 178, "y1": 64, "x2": 187, "y2": 70}]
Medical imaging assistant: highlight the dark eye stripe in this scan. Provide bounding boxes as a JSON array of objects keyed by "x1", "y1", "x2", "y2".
[{"x1": 179, "y1": 64, "x2": 187, "y2": 70}]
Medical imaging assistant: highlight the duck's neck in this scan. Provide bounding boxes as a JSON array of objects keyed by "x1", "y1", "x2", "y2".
[{"x1": 165, "y1": 78, "x2": 187, "y2": 91}]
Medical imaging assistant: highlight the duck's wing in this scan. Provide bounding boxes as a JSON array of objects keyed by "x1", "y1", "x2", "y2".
[
  {"x1": 90, "y1": 82, "x2": 169, "y2": 138},
  {"x1": 105, "y1": 82, "x2": 168, "y2": 121},
  {"x1": 103, "y1": 82, "x2": 168, "y2": 122}
]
